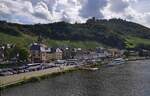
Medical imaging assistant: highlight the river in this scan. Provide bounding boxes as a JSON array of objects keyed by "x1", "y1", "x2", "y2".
[{"x1": 1, "y1": 60, "x2": 150, "y2": 96}]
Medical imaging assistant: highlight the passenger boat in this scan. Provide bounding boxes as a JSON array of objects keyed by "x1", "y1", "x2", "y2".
[{"x1": 108, "y1": 58, "x2": 126, "y2": 66}]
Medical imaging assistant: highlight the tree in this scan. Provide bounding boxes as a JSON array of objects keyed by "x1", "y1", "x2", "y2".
[
  {"x1": 18, "y1": 48, "x2": 29, "y2": 62},
  {"x1": 11, "y1": 44, "x2": 29, "y2": 62},
  {"x1": 123, "y1": 50, "x2": 130, "y2": 58}
]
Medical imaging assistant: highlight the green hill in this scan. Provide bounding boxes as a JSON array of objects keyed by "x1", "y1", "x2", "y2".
[{"x1": 0, "y1": 18, "x2": 150, "y2": 49}]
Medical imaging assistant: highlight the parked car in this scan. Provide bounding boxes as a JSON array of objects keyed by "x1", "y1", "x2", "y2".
[
  {"x1": 27, "y1": 65, "x2": 42, "y2": 71},
  {"x1": 42, "y1": 64, "x2": 56, "y2": 69},
  {"x1": 0, "y1": 69, "x2": 2, "y2": 73},
  {"x1": 0, "y1": 71, "x2": 14, "y2": 76},
  {"x1": 18, "y1": 69, "x2": 26, "y2": 73},
  {"x1": 10, "y1": 70, "x2": 18, "y2": 74},
  {"x1": 0, "y1": 69, "x2": 14, "y2": 76},
  {"x1": 24, "y1": 69, "x2": 29, "y2": 72}
]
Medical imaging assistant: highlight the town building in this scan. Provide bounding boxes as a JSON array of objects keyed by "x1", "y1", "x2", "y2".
[
  {"x1": 30, "y1": 43, "x2": 63, "y2": 63},
  {"x1": 61, "y1": 47, "x2": 78, "y2": 59},
  {"x1": 107, "y1": 48, "x2": 122, "y2": 58},
  {"x1": 54, "y1": 48, "x2": 63, "y2": 60},
  {"x1": 30, "y1": 43, "x2": 48, "y2": 63}
]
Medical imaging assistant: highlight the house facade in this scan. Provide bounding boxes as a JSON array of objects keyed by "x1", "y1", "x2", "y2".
[
  {"x1": 30, "y1": 43, "x2": 63, "y2": 63},
  {"x1": 107, "y1": 48, "x2": 122, "y2": 58},
  {"x1": 30, "y1": 43, "x2": 47, "y2": 63},
  {"x1": 54, "y1": 48, "x2": 63, "y2": 60}
]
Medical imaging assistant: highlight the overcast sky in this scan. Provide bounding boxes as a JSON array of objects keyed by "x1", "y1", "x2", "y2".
[{"x1": 0, "y1": 0, "x2": 150, "y2": 27}]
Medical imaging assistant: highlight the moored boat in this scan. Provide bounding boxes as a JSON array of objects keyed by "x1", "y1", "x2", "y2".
[
  {"x1": 108, "y1": 58, "x2": 126, "y2": 66},
  {"x1": 79, "y1": 67, "x2": 99, "y2": 71}
]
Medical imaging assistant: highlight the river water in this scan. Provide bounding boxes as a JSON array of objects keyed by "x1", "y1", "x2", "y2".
[{"x1": 1, "y1": 60, "x2": 150, "y2": 96}]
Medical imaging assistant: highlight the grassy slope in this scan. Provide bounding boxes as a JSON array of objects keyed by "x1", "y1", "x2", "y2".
[
  {"x1": 1, "y1": 31, "x2": 150, "y2": 49},
  {"x1": 0, "y1": 32, "x2": 37, "y2": 47},
  {"x1": 48, "y1": 40, "x2": 105, "y2": 48},
  {"x1": 125, "y1": 36, "x2": 150, "y2": 48},
  {"x1": 0, "y1": 32, "x2": 104, "y2": 48}
]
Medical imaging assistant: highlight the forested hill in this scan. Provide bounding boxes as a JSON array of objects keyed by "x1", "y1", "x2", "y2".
[{"x1": 0, "y1": 18, "x2": 150, "y2": 49}]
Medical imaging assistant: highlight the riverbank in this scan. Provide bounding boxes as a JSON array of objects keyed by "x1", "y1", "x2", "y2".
[
  {"x1": 126, "y1": 57, "x2": 150, "y2": 61},
  {"x1": 2, "y1": 60, "x2": 150, "y2": 96},
  {"x1": 1, "y1": 57, "x2": 149, "y2": 89},
  {"x1": 0, "y1": 65, "x2": 78, "y2": 89}
]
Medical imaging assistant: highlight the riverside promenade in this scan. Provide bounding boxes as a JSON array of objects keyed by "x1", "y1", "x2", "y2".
[{"x1": 0, "y1": 65, "x2": 76, "y2": 88}]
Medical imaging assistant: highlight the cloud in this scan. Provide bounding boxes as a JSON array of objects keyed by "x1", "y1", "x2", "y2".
[
  {"x1": 0, "y1": 0, "x2": 149, "y2": 28},
  {"x1": 33, "y1": 1, "x2": 52, "y2": 21},
  {"x1": 102, "y1": 0, "x2": 150, "y2": 27},
  {"x1": 108, "y1": 0, "x2": 129, "y2": 13},
  {"x1": 79, "y1": 0, "x2": 107, "y2": 18}
]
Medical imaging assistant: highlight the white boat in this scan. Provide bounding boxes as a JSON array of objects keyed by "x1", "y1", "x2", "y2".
[
  {"x1": 89, "y1": 68, "x2": 99, "y2": 71},
  {"x1": 108, "y1": 58, "x2": 126, "y2": 66},
  {"x1": 80, "y1": 67, "x2": 99, "y2": 71}
]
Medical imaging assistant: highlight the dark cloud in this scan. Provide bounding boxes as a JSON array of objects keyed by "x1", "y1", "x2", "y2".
[
  {"x1": 79, "y1": 0, "x2": 107, "y2": 18},
  {"x1": 109, "y1": 0, "x2": 129, "y2": 13}
]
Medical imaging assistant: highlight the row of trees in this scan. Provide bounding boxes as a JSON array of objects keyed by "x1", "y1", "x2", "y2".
[{"x1": 1, "y1": 44, "x2": 29, "y2": 63}]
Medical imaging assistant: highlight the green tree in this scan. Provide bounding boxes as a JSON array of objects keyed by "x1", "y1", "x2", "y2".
[
  {"x1": 18, "y1": 48, "x2": 29, "y2": 62},
  {"x1": 123, "y1": 50, "x2": 130, "y2": 58}
]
